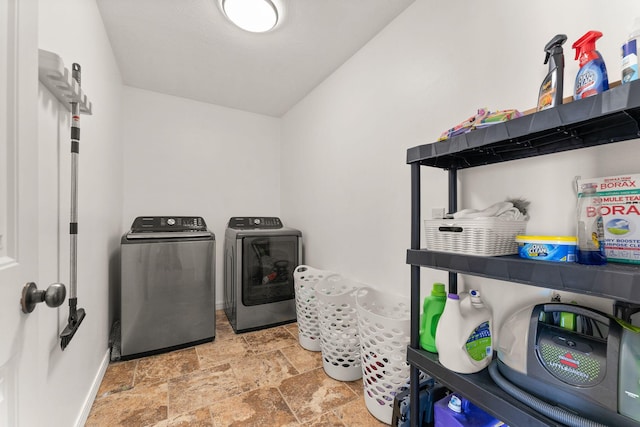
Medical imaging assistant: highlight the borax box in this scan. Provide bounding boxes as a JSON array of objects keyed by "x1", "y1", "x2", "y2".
[{"x1": 578, "y1": 174, "x2": 640, "y2": 264}]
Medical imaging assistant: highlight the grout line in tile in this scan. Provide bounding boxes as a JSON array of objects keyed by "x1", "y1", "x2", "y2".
[
  {"x1": 163, "y1": 384, "x2": 171, "y2": 425},
  {"x1": 130, "y1": 359, "x2": 140, "y2": 388},
  {"x1": 276, "y1": 385, "x2": 302, "y2": 425},
  {"x1": 284, "y1": 326, "x2": 298, "y2": 340}
]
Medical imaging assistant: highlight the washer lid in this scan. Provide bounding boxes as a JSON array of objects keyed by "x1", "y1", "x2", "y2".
[{"x1": 126, "y1": 231, "x2": 213, "y2": 240}]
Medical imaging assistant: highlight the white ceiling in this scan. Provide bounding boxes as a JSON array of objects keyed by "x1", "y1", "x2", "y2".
[{"x1": 96, "y1": 0, "x2": 415, "y2": 117}]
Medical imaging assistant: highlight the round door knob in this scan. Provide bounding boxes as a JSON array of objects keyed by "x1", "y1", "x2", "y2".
[
  {"x1": 44, "y1": 283, "x2": 67, "y2": 307},
  {"x1": 21, "y1": 282, "x2": 67, "y2": 314}
]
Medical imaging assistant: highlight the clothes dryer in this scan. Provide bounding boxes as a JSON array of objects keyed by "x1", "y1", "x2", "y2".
[{"x1": 224, "y1": 217, "x2": 302, "y2": 333}]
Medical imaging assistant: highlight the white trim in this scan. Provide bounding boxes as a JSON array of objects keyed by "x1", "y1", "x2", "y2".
[{"x1": 74, "y1": 349, "x2": 110, "y2": 427}]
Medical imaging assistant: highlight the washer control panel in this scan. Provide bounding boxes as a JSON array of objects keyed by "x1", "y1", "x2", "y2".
[
  {"x1": 130, "y1": 216, "x2": 207, "y2": 233},
  {"x1": 228, "y1": 216, "x2": 283, "y2": 230}
]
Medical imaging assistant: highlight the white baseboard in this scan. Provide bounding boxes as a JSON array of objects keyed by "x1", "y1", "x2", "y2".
[{"x1": 75, "y1": 349, "x2": 110, "y2": 427}]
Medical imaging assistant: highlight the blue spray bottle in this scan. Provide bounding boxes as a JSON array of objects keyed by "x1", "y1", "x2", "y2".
[{"x1": 573, "y1": 31, "x2": 609, "y2": 100}]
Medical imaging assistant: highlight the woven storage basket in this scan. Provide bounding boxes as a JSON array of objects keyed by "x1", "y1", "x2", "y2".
[
  {"x1": 424, "y1": 218, "x2": 527, "y2": 256},
  {"x1": 293, "y1": 265, "x2": 333, "y2": 351}
]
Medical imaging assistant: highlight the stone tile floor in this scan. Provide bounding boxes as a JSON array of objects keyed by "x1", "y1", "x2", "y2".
[{"x1": 86, "y1": 310, "x2": 388, "y2": 426}]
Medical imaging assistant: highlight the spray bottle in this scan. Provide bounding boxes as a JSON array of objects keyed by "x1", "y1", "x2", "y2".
[
  {"x1": 572, "y1": 31, "x2": 609, "y2": 100},
  {"x1": 622, "y1": 18, "x2": 640, "y2": 84},
  {"x1": 537, "y1": 34, "x2": 567, "y2": 111}
]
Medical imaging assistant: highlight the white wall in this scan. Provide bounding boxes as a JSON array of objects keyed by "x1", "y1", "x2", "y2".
[
  {"x1": 121, "y1": 87, "x2": 282, "y2": 308},
  {"x1": 38, "y1": 0, "x2": 123, "y2": 425},
  {"x1": 281, "y1": 0, "x2": 640, "y2": 331}
]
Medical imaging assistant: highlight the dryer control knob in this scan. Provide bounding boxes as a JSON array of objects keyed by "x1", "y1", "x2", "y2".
[
  {"x1": 167, "y1": 218, "x2": 176, "y2": 226},
  {"x1": 253, "y1": 218, "x2": 261, "y2": 225}
]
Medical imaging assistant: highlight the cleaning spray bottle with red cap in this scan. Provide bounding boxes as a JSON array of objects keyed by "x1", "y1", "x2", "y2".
[{"x1": 572, "y1": 30, "x2": 609, "y2": 100}]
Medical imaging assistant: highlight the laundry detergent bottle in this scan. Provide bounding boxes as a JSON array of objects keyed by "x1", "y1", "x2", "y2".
[
  {"x1": 573, "y1": 30, "x2": 609, "y2": 100},
  {"x1": 419, "y1": 282, "x2": 447, "y2": 353},
  {"x1": 435, "y1": 290, "x2": 493, "y2": 374},
  {"x1": 622, "y1": 18, "x2": 640, "y2": 84}
]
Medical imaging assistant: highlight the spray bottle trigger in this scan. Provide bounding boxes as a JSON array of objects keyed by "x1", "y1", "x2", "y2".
[{"x1": 544, "y1": 51, "x2": 550, "y2": 65}]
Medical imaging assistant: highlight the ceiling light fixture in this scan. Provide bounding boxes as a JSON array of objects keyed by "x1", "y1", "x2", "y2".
[{"x1": 222, "y1": 0, "x2": 279, "y2": 33}]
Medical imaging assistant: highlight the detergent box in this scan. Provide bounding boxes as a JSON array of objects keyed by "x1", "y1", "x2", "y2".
[{"x1": 577, "y1": 174, "x2": 640, "y2": 264}]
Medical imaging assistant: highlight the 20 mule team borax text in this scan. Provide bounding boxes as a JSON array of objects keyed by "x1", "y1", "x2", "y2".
[{"x1": 578, "y1": 174, "x2": 640, "y2": 264}]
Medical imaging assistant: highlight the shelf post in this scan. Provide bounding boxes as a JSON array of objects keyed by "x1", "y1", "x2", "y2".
[
  {"x1": 410, "y1": 162, "x2": 421, "y2": 427},
  {"x1": 448, "y1": 168, "x2": 458, "y2": 294}
]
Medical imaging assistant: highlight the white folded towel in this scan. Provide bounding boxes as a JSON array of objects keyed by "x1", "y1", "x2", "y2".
[{"x1": 453, "y1": 201, "x2": 526, "y2": 220}]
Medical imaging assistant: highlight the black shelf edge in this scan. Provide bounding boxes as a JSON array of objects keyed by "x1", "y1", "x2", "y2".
[
  {"x1": 407, "y1": 347, "x2": 561, "y2": 427},
  {"x1": 406, "y1": 250, "x2": 640, "y2": 303},
  {"x1": 407, "y1": 80, "x2": 640, "y2": 169}
]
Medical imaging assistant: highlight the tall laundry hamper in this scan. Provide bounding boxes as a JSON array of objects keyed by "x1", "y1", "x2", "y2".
[
  {"x1": 315, "y1": 274, "x2": 362, "y2": 381},
  {"x1": 356, "y1": 287, "x2": 411, "y2": 424},
  {"x1": 293, "y1": 265, "x2": 333, "y2": 351}
]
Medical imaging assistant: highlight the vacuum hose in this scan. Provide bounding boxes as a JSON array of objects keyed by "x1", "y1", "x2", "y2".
[{"x1": 488, "y1": 361, "x2": 607, "y2": 427}]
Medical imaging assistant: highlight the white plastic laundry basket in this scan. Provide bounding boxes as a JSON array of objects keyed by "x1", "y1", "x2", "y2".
[
  {"x1": 293, "y1": 265, "x2": 333, "y2": 351},
  {"x1": 315, "y1": 274, "x2": 362, "y2": 381},
  {"x1": 356, "y1": 287, "x2": 411, "y2": 424}
]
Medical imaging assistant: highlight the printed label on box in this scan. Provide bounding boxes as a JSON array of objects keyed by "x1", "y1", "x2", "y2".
[{"x1": 578, "y1": 174, "x2": 640, "y2": 264}]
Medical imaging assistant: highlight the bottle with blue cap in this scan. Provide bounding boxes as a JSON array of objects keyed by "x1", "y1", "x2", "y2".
[{"x1": 434, "y1": 393, "x2": 509, "y2": 426}]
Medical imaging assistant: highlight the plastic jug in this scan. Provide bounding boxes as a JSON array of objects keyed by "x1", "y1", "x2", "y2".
[
  {"x1": 420, "y1": 283, "x2": 447, "y2": 353},
  {"x1": 435, "y1": 290, "x2": 493, "y2": 374},
  {"x1": 434, "y1": 394, "x2": 508, "y2": 427}
]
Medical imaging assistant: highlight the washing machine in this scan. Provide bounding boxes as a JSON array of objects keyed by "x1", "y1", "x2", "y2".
[
  {"x1": 119, "y1": 216, "x2": 215, "y2": 359},
  {"x1": 224, "y1": 216, "x2": 302, "y2": 333}
]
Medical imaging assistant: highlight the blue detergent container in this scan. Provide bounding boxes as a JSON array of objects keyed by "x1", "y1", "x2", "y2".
[{"x1": 434, "y1": 394, "x2": 508, "y2": 427}]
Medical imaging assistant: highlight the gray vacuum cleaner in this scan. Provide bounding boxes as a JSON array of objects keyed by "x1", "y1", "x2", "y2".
[{"x1": 493, "y1": 302, "x2": 640, "y2": 427}]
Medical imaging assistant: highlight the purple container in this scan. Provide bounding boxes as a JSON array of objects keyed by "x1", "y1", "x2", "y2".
[{"x1": 434, "y1": 395, "x2": 508, "y2": 427}]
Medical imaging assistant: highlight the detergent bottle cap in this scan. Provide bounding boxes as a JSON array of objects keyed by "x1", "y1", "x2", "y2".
[
  {"x1": 572, "y1": 31, "x2": 603, "y2": 66},
  {"x1": 469, "y1": 289, "x2": 483, "y2": 306},
  {"x1": 448, "y1": 395, "x2": 462, "y2": 413},
  {"x1": 543, "y1": 34, "x2": 567, "y2": 65},
  {"x1": 431, "y1": 282, "x2": 446, "y2": 297}
]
